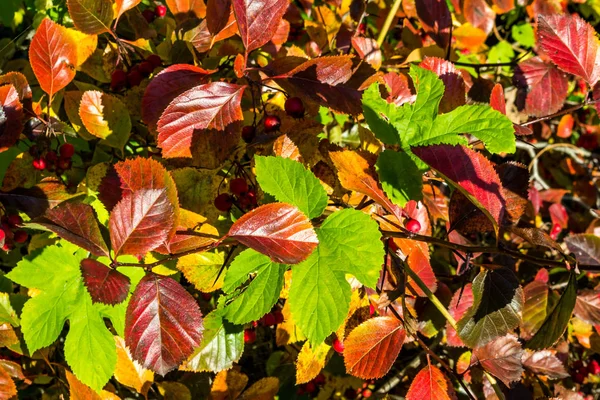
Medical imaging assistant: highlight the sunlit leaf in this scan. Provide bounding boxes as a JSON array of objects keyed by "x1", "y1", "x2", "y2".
[
  {"x1": 419, "y1": 57, "x2": 466, "y2": 113},
  {"x1": 80, "y1": 258, "x2": 130, "y2": 305},
  {"x1": 376, "y1": 150, "x2": 423, "y2": 207},
  {"x1": 113, "y1": 336, "x2": 153, "y2": 395},
  {"x1": 232, "y1": 0, "x2": 289, "y2": 51},
  {"x1": 79, "y1": 90, "x2": 132, "y2": 149},
  {"x1": 0, "y1": 84, "x2": 23, "y2": 153},
  {"x1": 522, "y1": 349, "x2": 569, "y2": 379},
  {"x1": 472, "y1": 335, "x2": 523, "y2": 386},
  {"x1": 520, "y1": 280, "x2": 548, "y2": 340},
  {"x1": 446, "y1": 284, "x2": 473, "y2": 347},
  {"x1": 405, "y1": 364, "x2": 456, "y2": 400},
  {"x1": 166, "y1": 0, "x2": 207, "y2": 20},
  {"x1": 67, "y1": 0, "x2": 114, "y2": 34},
  {"x1": 210, "y1": 369, "x2": 248, "y2": 400},
  {"x1": 296, "y1": 341, "x2": 330, "y2": 384}
]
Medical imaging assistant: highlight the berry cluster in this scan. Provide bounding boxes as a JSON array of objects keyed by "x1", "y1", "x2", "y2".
[
  {"x1": 142, "y1": 4, "x2": 167, "y2": 23},
  {"x1": 344, "y1": 381, "x2": 375, "y2": 399},
  {"x1": 572, "y1": 359, "x2": 600, "y2": 384},
  {"x1": 241, "y1": 97, "x2": 305, "y2": 143},
  {"x1": 0, "y1": 214, "x2": 28, "y2": 252},
  {"x1": 111, "y1": 55, "x2": 162, "y2": 91},
  {"x1": 214, "y1": 177, "x2": 257, "y2": 213},
  {"x1": 30, "y1": 143, "x2": 75, "y2": 174},
  {"x1": 243, "y1": 307, "x2": 284, "y2": 344},
  {"x1": 296, "y1": 373, "x2": 326, "y2": 397}
]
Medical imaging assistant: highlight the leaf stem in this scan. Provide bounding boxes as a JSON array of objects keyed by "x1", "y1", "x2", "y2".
[
  {"x1": 376, "y1": 0, "x2": 403, "y2": 47},
  {"x1": 484, "y1": 371, "x2": 506, "y2": 400}
]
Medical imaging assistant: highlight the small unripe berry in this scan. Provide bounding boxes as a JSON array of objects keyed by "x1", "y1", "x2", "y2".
[
  {"x1": 230, "y1": 178, "x2": 248, "y2": 196},
  {"x1": 284, "y1": 96, "x2": 305, "y2": 118},
  {"x1": 155, "y1": 4, "x2": 167, "y2": 17},
  {"x1": 244, "y1": 329, "x2": 256, "y2": 344},
  {"x1": 263, "y1": 115, "x2": 281, "y2": 132},
  {"x1": 405, "y1": 218, "x2": 421, "y2": 233},
  {"x1": 59, "y1": 143, "x2": 75, "y2": 158},
  {"x1": 241, "y1": 126, "x2": 256, "y2": 143},
  {"x1": 332, "y1": 337, "x2": 344, "y2": 353},
  {"x1": 214, "y1": 193, "x2": 233, "y2": 212}
]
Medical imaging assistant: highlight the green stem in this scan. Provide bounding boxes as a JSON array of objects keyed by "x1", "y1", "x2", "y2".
[
  {"x1": 484, "y1": 371, "x2": 506, "y2": 400},
  {"x1": 376, "y1": 0, "x2": 403, "y2": 47},
  {"x1": 403, "y1": 261, "x2": 458, "y2": 331}
]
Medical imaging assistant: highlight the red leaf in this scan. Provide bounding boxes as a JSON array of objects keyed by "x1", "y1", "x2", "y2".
[
  {"x1": 446, "y1": 284, "x2": 474, "y2": 347},
  {"x1": 381, "y1": 72, "x2": 414, "y2": 106},
  {"x1": 522, "y1": 349, "x2": 569, "y2": 379},
  {"x1": 232, "y1": 0, "x2": 289, "y2": 52},
  {"x1": 351, "y1": 37, "x2": 381, "y2": 70},
  {"x1": 109, "y1": 189, "x2": 175, "y2": 257},
  {"x1": 420, "y1": 57, "x2": 466, "y2": 113},
  {"x1": 125, "y1": 274, "x2": 204, "y2": 375},
  {"x1": 513, "y1": 56, "x2": 569, "y2": 117},
  {"x1": 406, "y1": 364, "x2": 456, "y2": 400},
  {"x1": 549, "y1": 203, "x2": 568, "y2": 229},
  {"x1": 188, "y1": 12, "x2": 238, "y2": 53},
  {"x1": 141, "y1": 64, "x2": 216, "y2": 131},
  {"x1": 274, "y1": 56, "x2": 354, "y2": 86},
  {"x1": 206, "y1": 0, "x2": 231, "y2": 34},
  {"x1": 395, "y1": 240, "x2": 437, "y2": 297},
  {"x1": 574, "y1": 289, "x2": 600, "y2": 325},
  {"x1": 0, "y1": 84, "x2": 23, "y2": 153},
  {"x1": 537, "y1": 13, "x2": 600, "y2": 85},
  {"x1": 0, "y1": 72, "x2": 32, "y2": 106},
  {"x1": 227, "y1": 203, "x2": 318, "y2": 264},
  {"x1": 166, "y1": 0, "x2": 207, "y2": 20},
  {"x1": 31, "y1": 202, "x2": 110, "y2": 257},
  {"x1": 413, "y1": 145, "x2": 506, "y2": 230},
  {"x1": 157, "y1": 82, "x2": 246, "y2": 158},
  {"x1": 29, "y1": 18, "x2": 77, "y2": 99},
  {"x1": 343, "y1": 316, "x2": 406, "y2": 379},
  {"x1": 463, "y1": 0, "x2": 495, "y2": 35},
  {"x1": 492, "y1": 0, "x2": 514, "y2": 14},
  {"x1": 415, "y1": 0, "x2": 452, "y2": 49},
  {"x1": 472, "y1": 335, "x2": 524, "y2": 386},
  {"x1": 490, "y1": 83, "x2": 506, "y2": 114},
  {"x1": 80, "y1": 258, "x2": 130, "y2": 305}
]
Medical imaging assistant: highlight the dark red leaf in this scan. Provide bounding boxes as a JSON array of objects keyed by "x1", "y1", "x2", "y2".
[
  {"x1": 232, "y1": 0, "x2": 289, "y2": 52},
  {"x1": 0, "y1": 85, "x2": 23, "y2": 153},
  {"x1": 415, "y1": 0, "x2": 451, "y2": 49},
  {"x1": 496, "y1": 162, "x2": 529, "y2": 225},
  {"x1": 413, "y1": 145, "x2": 506, "y2": 230},
  {"x1": 141, "y1": 64, "x2": 216, "y2": 132},
  {"x1": 537, "y1": 13, "x2": 600, "y2": 85},
  {"x1": 405, "y1": 364, "x2": 456, "y2": 400},
  {"x1": 565, "y1": 234, "x2": 600, "y2": 266},
  {"x1": 446, "y1": 284, "x2": 474, "y2": 347},
  {"x1": 98, "y1": 165, "x2": 123, "y2": 212},
  {"x1": 227, "y1": 203, "x2": 318, "y2": 264},
  {"x1": 420, "y1": 57, "x2": 465, "y2": 113},
  {"x1": 125, "y1": 274, "x2": 204, "y2": 375},
  {"x1": 344, "y1": 316, "x2": 406, "y2": 379},
  {"x1": 157, "y1": 82, "x2": 246, "y2": 158},
  {"x1": 109, "y1": 189, "x2": 175, "y2": 257},
  {"x1": 513, "y1": 56, "x2": 569, "y2": 117},
  {"x1": 273, "y1": 55, "x2": 354, "y2": 86},
  {"x1": 549, "y1": 203, "x2": 568, "y2": 229},
  {"x1": 463, "y1": 0, "x2": 495, "y2": 35},
  {"x1": 30, "y1": 202, "x2": 109, "y2": 257},
  {"x1": 472, "y1": 335, "x2": 524, "y2": 386},
  {"x1": 80, "y1": 258, "x2": 130, "y2": 305}
]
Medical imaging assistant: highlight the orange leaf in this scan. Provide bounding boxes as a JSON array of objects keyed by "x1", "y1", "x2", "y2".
[
  {"x1": 210, "y1": 370, "x2": 248, "y2": 400},
  {"x1": 0, "y1": 84, "x2": 23, "y2": 153},
  {"x1": 0, "y1": 367, "x2": 16, "y2": 400},
  {"x1": 167, "y1": 0, "x2": 207, "y2": 20},
  {"x1": 114, "y1": 336, "x2": 154, "y2": 395},
  {"x1": 239, "y1": 377, "x2": 279, "y2": 400},
  {"x1": 406, "y1": 364, "x2": 457, "y2": 400}
]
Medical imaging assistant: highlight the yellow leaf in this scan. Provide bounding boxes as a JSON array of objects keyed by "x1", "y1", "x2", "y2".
[
  {"x1": 276, "y1": 301, "x2": 306, "y2": 346},
  {"x1": 453, "y1": 23, "x2": 488, "y2": 51},
  {"x1": 113, "y1": 336, "x2": 153, "y2": 395},
  {"x1": 0, "y1": 324, "x2": 19, "y2": 348},
  {"x1": 210, "y1": 369, "x2": 248, "y2": 400},
  {"x1": 62, "y1": 27, "x2": 98, "y2": 67},
  {"x1": 239, "y1": 377, "x2": 279, "y2": 400},
  {"x1": 157, "y1": 382, "x2": 192, "y2": 400},
  {"x1": 358, "y1": 125, "x2": 382, "y2": 154},
  {"x1": 177, "y1": 251, "x2": 225, "y2": 292},
  {"x1": 296, "y1": 342, "x2": 331, "y2": 384}
]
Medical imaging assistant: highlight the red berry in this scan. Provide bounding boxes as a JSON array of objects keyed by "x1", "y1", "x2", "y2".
[
  {"x1": 362, "y1": 389, "x2": 373, "y2": 398},
  {"x1": 261, "y1": 313, "x2": 277, "y2": 326},
  {"x1": 577, "y1": 134, "x2": 598, "y2": 151},
  {"x1": 13, "y1": 230, "x2": 28, "y2": 244},
  {"x1": 284, "y1": 97, "x2": 305, "y2": 118},
  {"x1": 274, "y1": 310, "x2": 284, "y2": 324},
  {"x1": 241, "y1": 126, "x2": 256, "y2": 143},
  {"x1": 32, "y1": 158, "x2": 46, "y2": 170},
  {"x1": 332, "y1": 337, "x2": 344, "y2": 353},
  {"x1": 239, "y1": 190, "x2": 257, "y2": 210},
  {"x1": 1, "y1": 243, "x2": 11, "y2": 252},
  {"x1": 138, "y1": 61, "x2": 154, "y2": 77},
  {"x1": 214, "y1": 193, "x2": 233, "y2": 212},
  {"x1": 550, "y1": 223, "x2": 562, "y2": 240},
  {"x1": 57, "y1": 157, "x2": 72, "y2": 171},
  {"x1": 369, "y1": 304, "x2": 375, "y2": 315},
  {"x1": 127, "y1": 70, "x2": 143, "y2": 87},
  {"x1": 573, "y1": 360, "x2": 584, "y2": 370},
  {"x1": 155, "y1": 4, "x2": 167, "y2": 17},
  {"x1": 589, "y1": 360, "x2": 600, "y2": 375},
  {"x1": 314, "y1": 373, "x2": 325, "y2": 385},
  {"x1": 0, "y1": 229, "x2": 5, "y2": 244},
  {"x1": 111, "y1": 69, "x2": 128, "y2": 91},
  {"x1": 6, "y1": 215, "x2": 22, "y2": 227},
  {"x1": 230, "y1": 178, "x2": 248, "y2": 196},
  {"x1": 147, "y1": 54, "x2": 162, "y2": 68},
  {"x1": 244, "y1": 329, "x2": 256, "y2": 344},
  {"x1": 263, "y1": 115, "x2": 281, "y2": 132},
  {"x1": 574, "y1": 372, "x2": 586, "y2": 384},
  {"x1": 252, "y1": 320, "x2": 259, "y2": 328},
  {"x1": 45, "y1": 150, "x2": 58, "y2": 163},
  {"x1": 142, "y1": 9, "x2": 155, "y2": 23},
  {"x1": 201, "y1": 292, "x2": 212, "y2": 301},
  {"x1": 305, "y1": 382, "x2": 316, "y2": 393},
  {"x1": 297, "y1": 387, "x2": 305, "y2": 396},
  {"x1": 59, "y1": 143, "x2": 75, "y2": 158},
  {"x1": 405, "y1": 218, "x2": 421, "y2": 233}
]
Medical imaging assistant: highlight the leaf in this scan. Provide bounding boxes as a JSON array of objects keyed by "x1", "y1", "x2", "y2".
[
  {"x1": 141, "y1": 64, "x2": 215, "y2": 132},
  {"x1": 80, "y1": 258, "x2": 131, "y2": 305},
  {"x1": 186, "y1": 12, "x2": 238, "y2": 53},
  {"x1": 0, "y1": 293, "x2": 20, "y2": 327},
  {"x1": 463, "y1": 0, "x2": 495, "y2": 35},
  {"x1": 490, "y1": 83, "x2": 506, "y2": 114},
  {"x1": 565, "y1": 234, "x2": 600, "y2": 266},
  {"x1": 472, "y1": 335, "x2": 524, "y2": 387},
  {"x1": 446, "y1": 284, "x2": 474, "y2": 347},
  {"x1": 222, "y1": 249, "x2": 287, "y2": 324},
  {"x1": 181, "y1": 310, "x2": 244, "y2": 373},
  {"x1": 125, "y1": 273, "x2": 204, "y2": 375},
  {"x1": 29, "y1": 18, "x2": 77, "y2": 99},
  {"x1": 413, "y1": 145, "x2": 506, "y2": 232},
  {"x1": 66, "y1": 370, "x2": 102, "y2": 400},
  {"x1": 79, "y1": 90, "x2": 132, "y2": 149},
  {"x1": 361, "y1": 83, "x2": 402, "y2": 145},
  {"x1": 574, "y1": 289, "x2": 600, "y2": 325},
  {"x1": 157, "y1": 82, "x2": 246, "y2": 158},
  {"x1": 232, "y1": 0, "x2": 289, "y2": 52},
  {"x1": 238, "y1": 377, "x2": 279, "y2": 399},
  {"x1": 537, "y1": 13, "x2": 600, "y2": 85},
  {"x1": 395, "y1": 239, "x2": 437, "y2": 297},
  {"x1": 113, "y1": 336, "x2": 153, "y2": 394},
  {"x1": 405, "y1": 364, "x2": 456, "y2": 400},
  {"x1": 211, "y1": 370, "x2": 248, "y2": 400},
  {"x1": 289, "y1": 209, "x2": 384, "y2": 346},
  {"x1": 177, "y1": 251, "x2": 225, "y2": 292},
  {"x1": 296, "y1": 341, "x2": 330, "y2": 384},
  {"x1": 522, "y1": 349, "x2": 569, "y2": 379},
  {"x1": 109, "y1": 189, "x2": 175, "y2": 258},
  {"x1": 456, "y1": 267, "x2": 524, "y2": 348},
  {"x1": 227, "y1": 203, "x2": 318, "y2": 264},
  {"x1": 520, "y1": 280, "x2": 548, "y2": 340},
  {"x1": 419, "y1": 57, "x2": 466, "y2": 113},
  {"x1": 0, "y1": 84, "x2": 23, "y2": 153},
  {"x1": 115, "y1": 0, "x2": 142, "y2": 24},
  {"x1": 513, "y1": 57, "x2": 569, "y2": 117},
  {"x1": 255, "y1": 156, "x2": 328, "y2": 219},
  {"x1": 526, "y1": 273, "x2": 577, "y2": 349},
  {"x1": 0, "y1": 368, "x2": 16, "y2": 400},
  {"x1": 376, "y1": 150, "x2": 423, "y2": 207},
  {"x1": 166, "y1": 0, "x2": 207, "y2": 20},
  {"x1": 344, "y1": 316, "x2": 406, "y2": 379},
  {"x1": 28, "y1": 202, "x2": 109, "y2": 257},
  {"x1": 67, "y1": 0, "x2": 114, "y2": 34},
  {"x1": 351, "y1": 37, "x2": 381, "y2": 70},
  {"x1": 415, "y1": 0, "x2": 452, "y2": 48},
  {"x1": 206, "y1": 0, "x2": 231, "y2": 34}
]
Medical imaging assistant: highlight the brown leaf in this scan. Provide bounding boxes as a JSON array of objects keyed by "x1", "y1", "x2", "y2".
[
  {"x1": 66, "y1": 369, "x2": 101, "y2": 400},
  {"x1": 472, "y1": 335, "x2": 524, "y2": 387},
  {"x1": 0, "y1": 324, "x2": 18, "y2": 348},
  {"x1": 239, "y1": 377, "x2": 279, "y2": 400},
  {"x1": 522, "y1": 349, "x2": 569, "y2": 379},
  {"x1": 210, "y1": 370, "x2": 248, "y2": 400},
  {"x1": 67, "y1": 0, "x2": 114, "y2": 34},
  {"x1": 206, "y1": 0, "x2": 231, "y2": 34},
  {"x1": 574, "y1": 289, "x2": 600, "y2": 325}
]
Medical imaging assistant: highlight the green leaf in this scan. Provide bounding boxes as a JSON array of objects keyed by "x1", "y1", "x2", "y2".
[
  {"x1": 361, "y1": 84, "x2": 400, "y2": 145},
  {"x1": 376, "y1": 150, "x2": 423, "y2": 207},
  {"x1": 526, "y1": 273, "x2": 577, "y2": 350},
  {"x1": 0, "y1": 293, "x2": 20, "y2": 327},
  {"x1": 289, "y1": 209, "x2": 384, "y2": 346},
  {"x1": 456, "y1": 267, "x2": 524, "y2": 348},
  {"x1": 182, "y1": 310, "x2": 244, "y2": 372},
  {"x1": 488, "y1": 40, "x2": 516, "y2": 64},
  {"x1": 425, "y1": 105, "x2": 516, "y2": 154},
  {"x1": 222, "y1": 249, "x2": 287, "y2": 325},
  {"x1": 255, "y1": 156, "x2": 328, "y2": 219},
  {"x1": 512, "y1": 23, "x2": 535, "y2": 48},
  {"x1": 64, "y1": 292, "x2": 117, "y2": 392}
]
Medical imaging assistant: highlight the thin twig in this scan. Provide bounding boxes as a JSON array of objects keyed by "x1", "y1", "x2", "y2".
[{"x1": 376, "y1": 0, "x2": 402, "y2": 47}]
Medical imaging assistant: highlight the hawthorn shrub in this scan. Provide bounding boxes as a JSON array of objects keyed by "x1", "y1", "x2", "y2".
[{"x1": 0, "y1": 0, "x2": 599, "y2": 399}]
